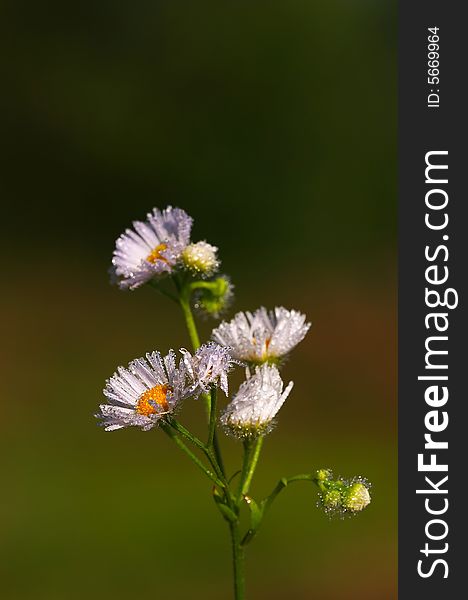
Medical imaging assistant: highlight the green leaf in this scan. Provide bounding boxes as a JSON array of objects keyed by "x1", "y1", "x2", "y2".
[
  {"x1": 244, "y1": 496, "x2": 263, "y2": 529},
  {"x1": 216, "y1": 503, "x2": 239, "y2": 523},
  {"x1": 212, "y1": 488, "x2": 238, "y2": 523}
]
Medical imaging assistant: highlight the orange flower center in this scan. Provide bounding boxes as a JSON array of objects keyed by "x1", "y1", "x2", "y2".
[
  {"x1": 147, "y1": 243, "x2": 168, "y2": 264},
  {"x1": 136, "y1": 384, "x2": 170, "y2": 416}
]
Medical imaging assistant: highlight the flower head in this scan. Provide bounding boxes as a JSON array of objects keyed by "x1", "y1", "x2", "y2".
[
  {"x1": 112, "y1": 206, "x2": 193, "y2": 290},
  {"x1": 97, "y1": 350, "x2": 190, "y2": 431},
  {"x1": 220, "y1": 364, "x2": 293, "y2": 439},
  {"x1": 180, "y1": 342, "x2": 237, "y2": 397},
  {"x1": 212, "y1": 307, "x2": 310, "y2": 364},
  {"x1": 181, "y1": 241, "x2": 219, "y2": 277}
]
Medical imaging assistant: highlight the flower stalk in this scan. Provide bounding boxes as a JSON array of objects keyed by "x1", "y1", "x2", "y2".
[
  {"x1": 179, "y1": 288, "x2": 202, "y2": 352},
  {"x1": 229, "y1": 521, "x2": 245, "y2": 600},
  {"x1": 207, "y1": 387, "x2": 218, "y2": 448},
  {"x1": 237, "y1": 438, "x2": 263, "y2": 503}
]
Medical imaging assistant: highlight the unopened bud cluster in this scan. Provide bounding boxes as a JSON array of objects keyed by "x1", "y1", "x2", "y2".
[
  {"x1": 194, "y1": 276, "x2": 234, "y2": 318},
  {"x1": 315, "y1": 469, "x2": 371, "y2": 517}
]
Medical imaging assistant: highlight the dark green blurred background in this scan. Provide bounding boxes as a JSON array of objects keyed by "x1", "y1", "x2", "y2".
[{"x1": 1, "y1": 1, "x2": 396, "y2": 598}]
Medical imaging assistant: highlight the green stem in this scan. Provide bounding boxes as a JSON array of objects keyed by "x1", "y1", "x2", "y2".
[
  {"x1": 237, "y1": 440, "x2": 253, "y2": 502},
  {"x1": 160, "y1": 423, "x2": 224, "y2": 488},
  {"x1": 207, "y1": 387, "x2": 218, "y2": 447},
  {"x1": 169, "y1": 418, "x2": 206, "y2": 451},
  {"x1": 178, "y1": 290, "x2": 213, "y2": 418},
  {"x1": 188, "y1": 280, "x2": 217, "y2": 292},
  {"x1": 241, "y1": 473, "x2": 314, "y2": 547},
  {"x1": 177, "y1": 280, "x2": 226, "y2": 477},
  {"x1": 169, "y1": 418, "x2": 226, "y2": 484},
  {"x1": 213, "y1": 432, "x2": 226, "y2": 478},
  {"x1": 179, "y1": 293, "x2": 202, "y2": 351},
  {"x1": 229, "y1": 521, "x2": 245, "y2": 600},
  {"x1": 239, "y1": 437, "x2": 263, "y2": 500},
  {"x1": 176, "y1": 278, "x2": 240, "y2": 596},
  {"x1": 263, "y1": 474, "x2": 314, "y2": 513}
]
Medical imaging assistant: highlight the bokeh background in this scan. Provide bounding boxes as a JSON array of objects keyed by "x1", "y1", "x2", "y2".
[{"x1": 1, "y1": 1, "x2": 396, "y2": 598}]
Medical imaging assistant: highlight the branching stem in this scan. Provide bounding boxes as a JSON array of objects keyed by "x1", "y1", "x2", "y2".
[{"x1": 160, "y1": 423, "x2": 224, "y2": 488}]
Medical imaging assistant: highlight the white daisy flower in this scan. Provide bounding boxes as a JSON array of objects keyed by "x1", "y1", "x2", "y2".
[
  {"x1": 97, "y1": 350, "x2": 190, "y2": 431},
  {"x1": 211, "y1": 306, "x2": 311, "y2": 364},
  {"x1": 111, "y1": 206, "x2": 193, "y2": 290},
  {"x1": 220, "y1": 364, "x2": 293, "y2": 439},
  {"x1": 180, "y1": 342, "x2": 237, "y2": 397},
  {"x1": 181, "y1": 241, "x2": 220, "y2": 277}
]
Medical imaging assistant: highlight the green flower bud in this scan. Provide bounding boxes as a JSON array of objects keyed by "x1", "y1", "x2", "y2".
[
  {"x1": 182, "y1": 241, "x2": 219, "y2": 277},
  {"x1": 343, "y1": 481, "x2": 371, "y2": 513},
  {"x1": 194, "y1": 276, "x2": 234, "y2": 319},
  {"x1": 316, "y1": 468, "x2": 333, "y2": 483},
  {"x1": 322, "y1": 489, "x2": 342, "y2": 510}
]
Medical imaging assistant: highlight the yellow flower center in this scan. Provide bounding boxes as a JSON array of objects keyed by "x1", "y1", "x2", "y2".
[
  {"x1": 146, "y1": 243, "x2": 168, "y2": 264},
  {"x1": 136, "y1": 384, "x2": 170, "y2": 416}
]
